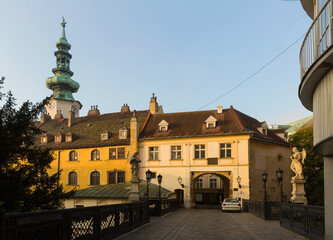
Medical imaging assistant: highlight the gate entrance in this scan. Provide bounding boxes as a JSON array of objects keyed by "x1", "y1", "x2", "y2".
[{"x1": 192, "y1": 172, "x2": 231, "y2": 209}]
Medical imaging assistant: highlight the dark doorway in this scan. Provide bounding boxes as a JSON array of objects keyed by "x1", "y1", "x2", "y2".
[{"x1": 175, "y1": 189, "x2": 184, "y2": 208}]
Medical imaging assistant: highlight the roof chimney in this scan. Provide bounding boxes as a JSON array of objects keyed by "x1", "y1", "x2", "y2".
[
  {"x1": 54, "y1": 110, "x2": 64, "y2": 119},
  {"x1": 68, "y1": 107, "x2": 75, "y2": 127},
  {"x1": 217, "y1": 105, "x2": 223, "y2": 114},
  {"x1": 121, "y1": 103, "x2": 130, "y2": 113},
  {"x1": 88, "y1": 105, "x2": 100, "y2": 116},
  {"x1": 149, "y1": 93, "x2": 158, "y2": 114},
  {"x1": 40, "y1": 112, "x2": 51, "y2": 124}
]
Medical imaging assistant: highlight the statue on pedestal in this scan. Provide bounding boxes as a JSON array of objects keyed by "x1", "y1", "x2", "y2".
[
  {"x1": 129, "y1": 152, "x2": 141, "y2": 182},
  {"x1": 290, "y1": 147, "x2": 306, "y2": 179},
  {"x1": 290, "y1": 147, "x2": 307, "y2": 204}
]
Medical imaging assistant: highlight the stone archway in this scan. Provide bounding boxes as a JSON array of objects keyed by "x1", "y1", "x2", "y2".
[{"x1": 191, "y1": 171, "x2": 233, "y2": 208}]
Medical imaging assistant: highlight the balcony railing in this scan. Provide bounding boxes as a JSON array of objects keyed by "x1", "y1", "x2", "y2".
[{"x1": 300, "y1": 0, "x2": 332, "y2": 79}]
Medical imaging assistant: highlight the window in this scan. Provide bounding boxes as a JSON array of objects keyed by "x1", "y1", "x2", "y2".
[
  {"x1": 66, "y1": 135, "x2": 72, "y2": 142},
  {"x1": 194, "y1": 145, "x2": 205, "y2": 159},
  {"x1": 118, "y1": 147, "x2": 125, "y2": 159},
  {"x1": 117, "y1": 171, "x2": 125, "y2": 183},
  {"x1": 108, "y1": 171, "x2": 125, "y2": 184},
  {"x1": 119, "y1": 128, "x2": 128, "y2": 139},
  {"x1": 220, "y1": 143, "x2": 231, "y2": 158},
  {"x1": 101, "y1": 132, "x2": 109, "y2": 140},
  {"x1": 207, "y1": 123, "x2": 215, "y2": 129},
  {"x1": 196, "y1": 179, "x2": 203, "y2": 189},
  {"x1": 160, "y1": 126, "x2": 167, "y2": 132},
  {"x1": 171, "y1": 146, "x2": 182, "y2": 160},
  {"x1": 55, "y1": 135, "x2": 61, "y2": 142},
  {"x1": 41, "y1": 137, "x2": 47, "y2": 143},
  {"x1": 210, "y1": 179, "x2": 217, "y2": 189},
  {"x1": 68, "y1": 171, "x2": 78, "y2": 185},
  {"x1": 90, "y1": 171, "x2": 100, "y2": 185},
  {"x1": 262, "y1": 129, "x2": 267, "y2": 136},
  {"x1": 149, "y1": 147, "x2": 159, "y2": 160},
  {"x1": 91, "y1": 149, "x2": 100, "y2": 160},
  {"x1": 108, "y1": 171, "x2": 116, "y2": 184},
  {"x1": 158, "y1": 120, "x2": 169, "y2": 132},
  {"x1": 109, "y1": 148, "x2": 116, "y2": 159},
  {"x1": 69, "y1": 150, "x2": 78, "y2": 161}
]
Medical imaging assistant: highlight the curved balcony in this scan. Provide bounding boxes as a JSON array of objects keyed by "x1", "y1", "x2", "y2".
[{"x1": 299, "y1": 0, "x2": 333, "y2": 111}]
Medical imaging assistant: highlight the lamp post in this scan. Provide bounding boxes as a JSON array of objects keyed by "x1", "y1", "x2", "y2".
[
  {"x1": 262, "y1": 172, "x2": 268, "y2": 203},
  {"x1": 145, "y1": 169, "x2": 152, "y2": 204},
  {"x1": 157, "y1": 174, "x2": 163, "y2": 201},
  {"x1": 178, "y1": 176, "x2": 184, "y2": 188},
  {"x1": 237, "y1": 176, "x2": 242, "y2": 188},
  {"x1": 276, "y1": 168, "x2": 284, "y2": 202}
]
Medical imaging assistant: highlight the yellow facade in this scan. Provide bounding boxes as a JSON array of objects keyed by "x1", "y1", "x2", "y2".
[{"x1": 48, "y1": 146, "x2": 131, "y2": 192}]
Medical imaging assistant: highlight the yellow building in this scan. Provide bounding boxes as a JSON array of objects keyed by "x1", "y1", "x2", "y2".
[{"x1": 38, "y1": 108, "x2": 149, "y2": 192}]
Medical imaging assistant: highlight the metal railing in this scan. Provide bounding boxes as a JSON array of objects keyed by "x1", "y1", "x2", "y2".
[
  {"x1": 149, "y1": 199, "x2": 178, "y2": 217},
  {"x1": 0, "y1": 202, "x2": 149, "y2": 240},
  {"x1": 242, "y1": 199, "x2": 280, "y2": 220},
  {"x1": 242, "y1": 200, "x2": 325, "y2": 240},
  {"x1": 280, "y1": 203, "x2": 325, "y2": 240},
  {"x1": 300, "y1": 0, "x2": 332, "y2": 79}
]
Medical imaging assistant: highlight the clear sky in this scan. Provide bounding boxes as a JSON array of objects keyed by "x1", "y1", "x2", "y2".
[{"x1": 0, "y1": 0, "x2": 312, "y2": 125}]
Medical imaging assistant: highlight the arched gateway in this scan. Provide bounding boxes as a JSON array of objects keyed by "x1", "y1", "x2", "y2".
[{"x1": 191, "y1": 171, "x2": 232, "y2": 208}]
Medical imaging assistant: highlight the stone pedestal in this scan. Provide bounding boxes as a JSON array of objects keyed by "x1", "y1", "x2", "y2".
[
  {"x1": 128, "y1": 179, "x2": 140, "y2": 202},
  {"x1": 290, "y1": 177, "x2": 307, "y2": 204}
]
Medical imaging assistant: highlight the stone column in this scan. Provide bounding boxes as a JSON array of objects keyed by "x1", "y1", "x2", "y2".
[{"x1": 128, "y1": 178, "x2": 140, "y2": 202}]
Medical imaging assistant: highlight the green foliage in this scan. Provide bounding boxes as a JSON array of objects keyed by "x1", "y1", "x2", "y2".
[
  {"x1": 0, "y1": 77, "x2": 75, "y2": 213},
  {"x1": 288, "y1": 125, "x2": 324, "y2": 206}
]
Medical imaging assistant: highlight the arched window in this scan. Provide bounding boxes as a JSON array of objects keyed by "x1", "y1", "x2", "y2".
[
  {"x1": 91, "y1": 149, "x2": 100, "y2": 160},
  {"x1": 68, "y1": 171, "x2": 78, "y2": 185},
  {"x1": 90, "y1": 171, "x2": 100, "y2": 185},
  {"x1": 69, "y1": 150, "x2": 78, "y2": 161}
]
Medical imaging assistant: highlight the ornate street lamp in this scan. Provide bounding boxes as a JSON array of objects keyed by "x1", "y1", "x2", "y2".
[
  {"x1": 276, "y1": 168, "x2": 284, "y2": 202},
  {"x1": 146, "y1": 169, "x2": 152, "y2": 203},
  {"x1": 262, "y1": 172, "x2": 268, "y2": 203},
  {"x1": 157, "y1": 174, "x2": 163, "y2": 201},
  {"x1": 178, "y1": 176, "x2": 184, "y2": 188},
  {"x1": 237, "y1": 176, "x2": 242, "y2": 188}
]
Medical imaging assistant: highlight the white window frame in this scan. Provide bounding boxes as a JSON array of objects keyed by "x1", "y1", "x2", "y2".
[
  {"x1": 149, "y1": 146, "x2": 159, "y2": 160},
  {"x1": 220, "y1": 143, "x2": 232, "y2": 158},
  {"x1": 196, "y1": 179, "x2": 203, "y2": 189},
  {"x1": 194, "y1": 144, "x2": 205, "y2": 159},
  {"x1": 171, "y1": 145, "x2": 182, "y2": 160}
]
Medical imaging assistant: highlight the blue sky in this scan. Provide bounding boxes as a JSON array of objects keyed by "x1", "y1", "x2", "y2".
[{"x1": 0, "y1": 0, "x2": 312, "y2": 125}]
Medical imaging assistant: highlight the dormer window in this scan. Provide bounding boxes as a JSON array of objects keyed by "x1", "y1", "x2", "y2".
[
  {"x1": 119, "y1": 127, "x2": 128, "y2": 139},
  {"x1": 66, "y1": 133, "x2": 73, "y2": 143},
  {"x1": 101, "y1": 130, "x2": 110, "y2": 141},
  {"x1": 205, "y1": 115, "x2": 217, "y2": 129},
  {"x1": 257, "y1": 121, "x2": 268, "y2": 136},
  {"x1": 41, "y1": 133, "x2": 50, "y2": 144},
  {"x1": 55, "y1": 132, "x2": 63, "y2": 143},
  {"x1": 41, "y1": 136, "x2": 48, "y2": 144},
  {"x1": 158, "y1": 120, "x2": 169, "y2": 132}
]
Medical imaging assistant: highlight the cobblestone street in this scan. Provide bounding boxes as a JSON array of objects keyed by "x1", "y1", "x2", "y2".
[{"x1": 117, "y1": 209, "x2": 307, "y2": 240}]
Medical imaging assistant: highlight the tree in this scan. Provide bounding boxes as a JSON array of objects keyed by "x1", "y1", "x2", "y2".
[
  {"x1": 0, "y1": 77, "x2": 75, "y2": 213},
  {"x1": 288, "y1": 125, "x2": 324, "y2": 206}
]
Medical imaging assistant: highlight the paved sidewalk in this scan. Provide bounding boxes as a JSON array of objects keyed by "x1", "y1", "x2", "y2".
[{"x1": 117, "y1": 209, "x2": 308, "y2": 240}]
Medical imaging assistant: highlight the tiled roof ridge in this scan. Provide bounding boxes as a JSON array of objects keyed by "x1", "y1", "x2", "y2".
[
  {"x1": 151, "y1": 109, "x2": 226, "y2": 116},
  {"x1": 230, "y1": 106, "x2": 245, "y2": 131},
  {"x1": 140, "y1": 112, "x2": 151, "y2": 133}
]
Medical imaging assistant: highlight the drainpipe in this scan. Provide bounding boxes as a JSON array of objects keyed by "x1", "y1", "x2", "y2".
[{"x1": 58, "y1": 150, "x2": 61, "y2": 186}]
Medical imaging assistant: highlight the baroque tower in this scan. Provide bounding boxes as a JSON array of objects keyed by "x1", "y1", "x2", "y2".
[{"x1": 45, "y1": 18, "x2": 82, "y2": 119}]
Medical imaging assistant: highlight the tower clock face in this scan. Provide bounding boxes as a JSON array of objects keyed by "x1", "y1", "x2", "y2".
[{"x1": 48, "y1": 101, "x2": 55, "y2": 110}]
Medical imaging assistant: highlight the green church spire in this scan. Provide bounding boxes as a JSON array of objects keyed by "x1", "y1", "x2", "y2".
[{"x1": 46, "y1": 18, "x2": 79, "y2": 102}]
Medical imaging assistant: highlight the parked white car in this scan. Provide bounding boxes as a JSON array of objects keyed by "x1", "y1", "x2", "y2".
[{"x1": 221, "y1": 198, "x2": 241, "y2": 212}]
